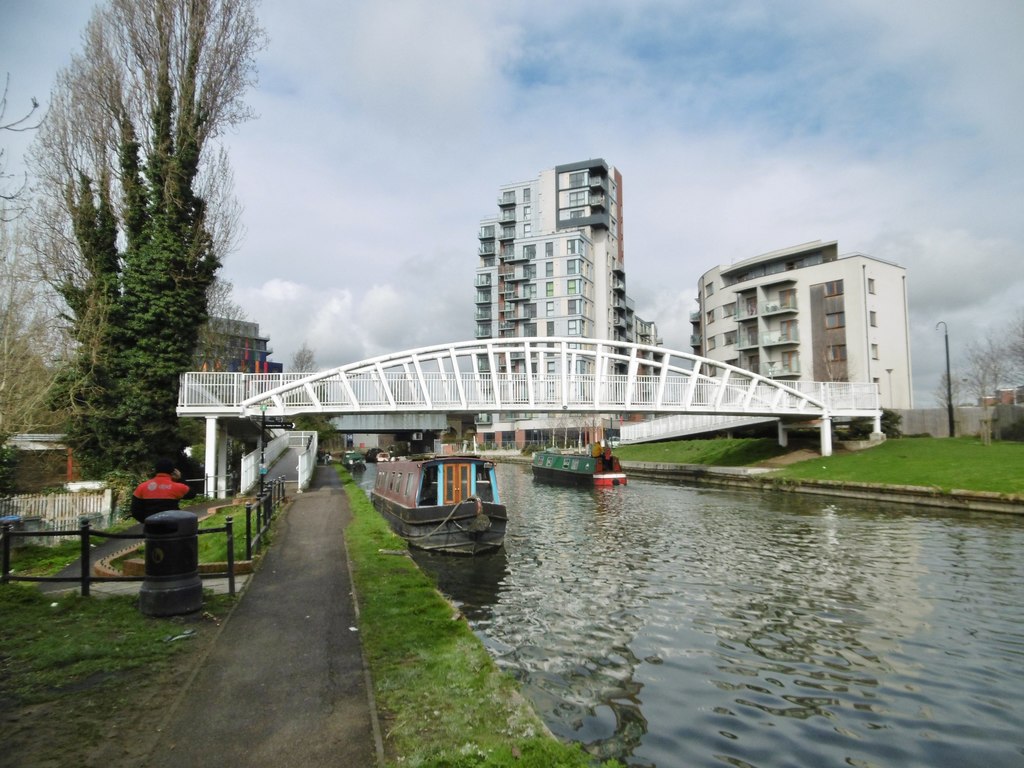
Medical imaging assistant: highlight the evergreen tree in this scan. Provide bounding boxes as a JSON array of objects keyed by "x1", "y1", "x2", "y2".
[{"x1": 31, "y1": 0, "x2": 264, "y2": 475}]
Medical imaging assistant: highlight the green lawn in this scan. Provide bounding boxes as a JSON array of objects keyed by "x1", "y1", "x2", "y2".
[
  {"x1": 773, "y1": 437, "x2": 1024, "y2": 494},
  {"x1": 616, "y1": 436, "x2": 1024, "y2": 495},
  {"x1": 614, "y1": 436, "x2": 791, "y2": 466}
]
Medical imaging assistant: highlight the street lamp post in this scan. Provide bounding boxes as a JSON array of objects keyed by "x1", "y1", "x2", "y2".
[{"x1": 936, "y1": 322, "x2": 955, "y2": 437}]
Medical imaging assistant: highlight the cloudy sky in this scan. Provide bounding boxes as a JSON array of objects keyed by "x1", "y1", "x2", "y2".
[{"x1": 3, "y1": 0, "x2": 1022, "y2": 405}]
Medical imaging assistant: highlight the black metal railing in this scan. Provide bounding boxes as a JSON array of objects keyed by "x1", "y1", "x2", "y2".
[{"x1": 0, "y1": 477, "x2": 289, "y2": 598}]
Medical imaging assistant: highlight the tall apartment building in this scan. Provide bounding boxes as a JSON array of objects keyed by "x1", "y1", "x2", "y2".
[
  {"x1": 691, "y1": 240, "x2": 913, "y2": 408},
  {"x1": 474, "y1": 159, "x2": 660, "y2": 444}
]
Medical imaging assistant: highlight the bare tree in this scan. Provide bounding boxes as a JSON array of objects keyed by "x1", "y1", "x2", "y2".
[
  {"x1": 291, "y1": 343, "x2": 317, "y2": 373},
  {"x1": 26, "y1": 0, "x2": 266, "y2": 473},
  {"x1": 933, "y1": 371, "x2": 964, "y2": 410},
  {"x1": 1, "y1": 74, "x2": 42, "y2": 220},
  {"x1": 0, "y1": 215, "x2": 63, "y2": 434},
  {"x1": 964, "y1": 333, "x2": 1010, "y2": 444}
]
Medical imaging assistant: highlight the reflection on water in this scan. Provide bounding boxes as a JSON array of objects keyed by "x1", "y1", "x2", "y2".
[{"x1": 361, "y1": 463, "x2": 1024, "y2": 767}]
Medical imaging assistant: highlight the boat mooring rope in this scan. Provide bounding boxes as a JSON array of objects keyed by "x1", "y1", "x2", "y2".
[{"x1": 425, "y1": 495, "x2": 488, "y2": 538}]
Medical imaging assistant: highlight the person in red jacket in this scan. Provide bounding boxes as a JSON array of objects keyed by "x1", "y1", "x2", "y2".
[{"x1": 130, "y1": 458, "x2": 197, "y2": 523}]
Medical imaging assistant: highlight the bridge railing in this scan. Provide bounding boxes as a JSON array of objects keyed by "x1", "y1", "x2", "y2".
[{"x1": 179, "y1": 370, "x2": 876, "y2": 415}]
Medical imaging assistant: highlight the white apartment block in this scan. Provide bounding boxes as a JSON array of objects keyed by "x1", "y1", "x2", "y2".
[
  {"x1": 691, "y1": 240, "x2": 913, "y2": 409},
  {"x1": 474, "y1": 159, "x2": 660, "y2": 444}
]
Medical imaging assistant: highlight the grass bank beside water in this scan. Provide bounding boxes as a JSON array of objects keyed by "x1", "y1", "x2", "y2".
[
  {"x1": 615, "y1": 436, "x2": 1024, "y2": 496},
  {"x1": 339, "y1": 468, "x2": 620, "y2": 767}
]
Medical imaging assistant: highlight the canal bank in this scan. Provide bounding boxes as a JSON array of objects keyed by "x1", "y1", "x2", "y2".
[{"x1": 491, "y1": 452, "x2": 1024, "y2": 516}]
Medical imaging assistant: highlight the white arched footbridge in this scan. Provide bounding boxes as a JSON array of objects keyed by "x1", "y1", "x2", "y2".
[{"x1": 179, "y1": 338, "x2": 881, "y2": 496}]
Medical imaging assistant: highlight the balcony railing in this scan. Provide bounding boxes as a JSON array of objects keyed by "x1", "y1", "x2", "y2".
[
  {"x1": 762, "y1": 330, "x2": 799, "y2": 346},
  {"x1": 762, "y1": 299, "x2": 798, "y2": 314},
  {"x1": 762, "y1": 360, "x2": 801, "y2": 377}
]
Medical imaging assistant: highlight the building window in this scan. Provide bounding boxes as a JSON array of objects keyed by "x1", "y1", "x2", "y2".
[
  {"x1": 568, "y1": 190, "x2": 588, "y2": 207},
  {"x1": 827, "y1": 344, "x2": 847, "y2": 362},
  {"x1": 523, "y1": 323, "x2": 537, "y2": 337},
  {"x1": 724, "y1": 330, "x2": 737, "y2": 346},
  {"x1": 868, "y1": 277, "x2": 875, "y2": 294},
  {"x1": 502, "y1": 225, "x2": 515, "y2": 239},
  {"x1": 501, "y1": 244, "x2": 513, "y2": 257},
  {"x1": 723, "y1": 302, "x2": 736, "y2": 318},
  {"x1": 568, "y1": 298, "x2": 582, "y2": 315},
  {"x1": 568, "y1": 319, "x2": 583, "y2": 335},
  {"x1": 825, "y1": 311, "x2": 845, "y2": 329},
  {"x1": 824, "y1": 279, "x2": 844, "y2": 297},
  {"x1": 545, "y1": 241, "x2": 554, "y2": 257},
  {"x1": 870, "y1": 310, "x2": 877, "y2": 327},
  {"x1": 524, "y1": 264, "x2": 536, "y2": 279},
  {"x1": 546, "y1": 321, "x2": 555, "y2": 335},
  {"x1": 707, "y1": 336, "x2": 717, "y2": 350},
  {"x1": 568, "y1": 209, "x2": 585, "y2": 219},
  {"x1": 546, "y1": 282, "x2": 554, "y2": 297},
  {"x1": 525, "y1": 284, "x2": 536, "y2": 299},
  {"x1": 545, "y1": 262, "x2": 554, "y2": 277},
  {"x1": 523, "y1": 205, "x2": 531, "y2": 218},
  {"x1": 476, "y1": 290, "x2": 490, "y2": 303},
  {"x1": 569, "y1": 171, "x2": 588, "y2": 187},
  {"x1": 524, "y1": 223, "x2": 532, "y2": 236},
  {"x1": 523, "y1": 188, "x2": 531, "y2": 202},
  {"x1": 706, "y1": 309, "x2": 715, "y2": 324},
  {"x1": 546, "y1": 301, "x2": 555, "y2": 317},
  {"x1": 779, "y1": 289, "x2": 797, "y2": 308},
  {"x1": 476, "y1": 323, "x2": 491, "y2": 337},
  {"x1": 567, "y1": 239, "x2": 584, "y2": 255},
  {"x1": 705, "y1": 282, "x2": 715, "y2": 296},
  {"x1": 480, "y1": 225, "x2": 494, "y2": 238},
  {"x1": 523, "y1": 244, "x2": 536, "y2": 260},
  {"x1": 871, "y1": 344, "x2": 879, "y2": 359},
  {"x1": 567, "y1": 279, "x2": 581, "y2": 295},
  {"x1": 567, "y1": 258, "x2": 582, "y2": 275}
]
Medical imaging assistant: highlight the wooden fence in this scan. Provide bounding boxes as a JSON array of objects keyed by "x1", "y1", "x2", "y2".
[{"x1": 0, "y1": 490, "x2": 115, "y2": 545}]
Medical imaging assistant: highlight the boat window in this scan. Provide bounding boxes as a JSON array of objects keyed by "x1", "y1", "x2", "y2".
[
  {"x1": 475, "y1": 464, "x2": 493, "y2": 502},
  {"x1": 419, "y1": 466, "x2": 438, "y2": 505},
  {"x1": 405, "y1": 473, "x2": 416, "y2": 498},
  {"x1": 392, "y1": 472, "x2": 402, "y2": 492}
]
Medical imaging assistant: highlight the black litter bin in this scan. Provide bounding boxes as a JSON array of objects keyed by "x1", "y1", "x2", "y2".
[{"x1": 138, "y1": 510, "x2": 202, "y2": 617}]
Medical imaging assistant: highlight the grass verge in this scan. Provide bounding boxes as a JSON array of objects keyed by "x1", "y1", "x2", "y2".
[
  {"x1": 0, "y1": 584, "x2": 234, "y2": 765},
  {"x1": 771, "y1": 436, "x2": 1024, "y2": 494},
  {"x1": 615, "y1": 435, "x2": 1024, "y2": 495},
  {"x1": 614, "y1": 436, "x2": 792, "y2": 466},
  {"x1": 339, "y1": 468, "x2": 620, "y2": 767}
]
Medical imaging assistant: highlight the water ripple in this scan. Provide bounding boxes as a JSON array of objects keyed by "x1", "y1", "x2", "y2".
[{"x1": 401, "y1": 464, "x2": 1024, "y2": 767}]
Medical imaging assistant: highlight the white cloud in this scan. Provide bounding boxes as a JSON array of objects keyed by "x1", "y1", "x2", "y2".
[{"x1": 5, "y1": 0, "x2": 1023, "y2": 407}]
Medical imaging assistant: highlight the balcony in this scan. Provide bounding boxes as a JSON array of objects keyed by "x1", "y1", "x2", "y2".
[
  {"x1": 589, "y1": 194, "x2": 606, "y2": 210},
  {"x1": 478, "y1": 242, "x2": 495, "y2": 255},
  {"x1": 762, "y1": 299, "x2": 798, "y2": 315},
  {"x1": 689, "y1": 310, "x2": 701, "y2": 323},
  {"x1": 475, "y1": 292, "x2": 491, "y2": 305},
  {"x1": 498, "y1": 193, "x2": 516, "y2": 207},
  {"x1": 475, "y1": 309, "x2": 491, "y2": 320},
  {"x1": 762, "y1": 330, "x2": 799, "y2": 346},
  {"x1": 475, "y1": 274, "x2": 492, "y2": 287},
  {"x1": 690, "y1": 334, "x2": 702, "y2": 346},
  {"x1": 479, "y1": 227, "x2": 495, "y2": 240},
  {"x1": 737, "y1": 335, "x2": 760, "y2": 350},
  {"x1": 499, "y1": 209, "x2": 517, "y2": 223},
  {"x1": 762, "y1": 360, "x2": 801, "y2": 377},
  {"x1": 498, "y1": 227, "x2": 516, "y2": 241}
]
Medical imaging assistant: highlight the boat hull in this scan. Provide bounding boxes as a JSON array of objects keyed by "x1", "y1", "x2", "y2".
[
  {"x1": 531, "y1": 451, "x2": 628, "y2": 487},
  {"x1": 372, "y1": 496, "x2": 506, "y2": 555}
]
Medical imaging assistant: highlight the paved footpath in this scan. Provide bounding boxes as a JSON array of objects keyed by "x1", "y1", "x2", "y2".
[{"x1": 140, "y1": 465, "x2": 383, "y2": 767}]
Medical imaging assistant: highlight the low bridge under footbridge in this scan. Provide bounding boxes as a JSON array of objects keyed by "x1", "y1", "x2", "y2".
[{"x1": 178, "y1": 338, "x2": 881, "y2": 496}]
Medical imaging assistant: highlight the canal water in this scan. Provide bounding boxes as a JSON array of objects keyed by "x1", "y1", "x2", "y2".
[{"x1": 357, "y1": 463, "x2": 1024, "y2": 767}]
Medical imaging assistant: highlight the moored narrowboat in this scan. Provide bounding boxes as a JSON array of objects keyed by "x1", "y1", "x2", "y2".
[
  {"x1": 371, "y1": 456, "x2": 506, "y2": 555},
  {"x1": 531, "y1": 447, "x2": 628, "y2": 487}
]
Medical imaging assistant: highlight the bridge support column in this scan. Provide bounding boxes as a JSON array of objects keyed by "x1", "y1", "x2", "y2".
[
  {"x1": 819, "y1": 415, "x2": 833, "y2": 457},
  {"x1": 777, "y1": 421, "x2": 789, "y2": 448},
  {"x1": 204, "y1": 417, "x2": 228, "y2": 499}
]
